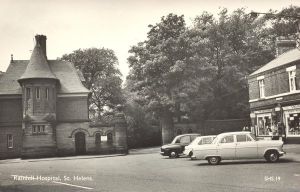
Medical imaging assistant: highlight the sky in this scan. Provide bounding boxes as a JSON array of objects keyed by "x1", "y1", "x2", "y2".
[{"x1": 0, "y1": 0, "x2": 299, "y2": 81}]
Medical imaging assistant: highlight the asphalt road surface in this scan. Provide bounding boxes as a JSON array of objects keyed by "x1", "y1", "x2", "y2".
[{"x1": 0, "y1": 148, "x2": 300, "y2": 192}]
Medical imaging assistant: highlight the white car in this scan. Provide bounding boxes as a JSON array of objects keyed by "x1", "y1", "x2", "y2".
[
  {"x1": 183, "y1": 135, "x2": 216, "y2": 157},
  {"x1": 191, "y1": 132, "x2": 285, "y2": 165}
]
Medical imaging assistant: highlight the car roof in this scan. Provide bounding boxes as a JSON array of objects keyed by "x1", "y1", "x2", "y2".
[
  {"x1": 217, "y1": 132, "x2": 250, "y2": 137},
  {"x1": 178, "y1": 133, "x2": 201, "y2": 136}
]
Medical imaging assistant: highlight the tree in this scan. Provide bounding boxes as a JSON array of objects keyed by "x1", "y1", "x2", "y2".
[
  {"x1": 190, "y1": 8, "x2": 276, "y2": 120},
  {"x1": 128, "y1": 14, "x2": 192, "y2": 144},
  {"x1": 60, "y1": 48, "x2": 124, "y2": 121}
]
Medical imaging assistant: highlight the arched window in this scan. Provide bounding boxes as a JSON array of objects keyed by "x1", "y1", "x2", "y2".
[
  {"x1": 177, "y1": 129, "x2": 182, "y2": 135},
  {"x1": 107, "y1": 132, "x2": 113, "y2": 144},
  {"x1": 95, "y1": 133, "x2": 101, "y2": 144}
]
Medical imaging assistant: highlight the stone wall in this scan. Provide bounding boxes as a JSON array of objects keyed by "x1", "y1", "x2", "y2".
[
  {"x1": 56, "y1": 97, "x2": 89, "y2": 122},
  {"x1": 0, "y1": 125, "x2": 22, "y2": 159},
  {"x1": 56, "y1": 122, "x2": 115, "y2": 156}
]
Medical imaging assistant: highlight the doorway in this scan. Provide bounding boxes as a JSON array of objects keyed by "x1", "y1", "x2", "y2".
[{"x1": 75, "y1": 132, "x2": 86, "y2": 155}]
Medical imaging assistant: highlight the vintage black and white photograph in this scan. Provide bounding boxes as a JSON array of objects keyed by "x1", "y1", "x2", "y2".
[{"x1": 0, "y1": 0, "x2": 300, "y2": 191}]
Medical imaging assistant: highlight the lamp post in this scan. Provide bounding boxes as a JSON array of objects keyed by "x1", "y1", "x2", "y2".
[{"x1": 250, "y1": 11, "x2": 300, "y2": 48}]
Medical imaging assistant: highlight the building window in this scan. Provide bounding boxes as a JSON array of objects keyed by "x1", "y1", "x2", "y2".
[
  {"x1": 26, "y1": 88, "x2": 31, "y2": 99},
  {"x1": 32, "y1": 125, "x2": 46, "y2": 134},
  {"x1": 45, "y1": 88, "x2": 49, "y2": 99},
  {"x1": 176, "y1": 129, "x2": 182, "y2": 135},
  {"x1": 288, "y1": 70, "x2": 296, "y2": 92},
  {"x1": 95, "y1": 133, "x2": 101, "y2": 144},
  {"x1": 258, "y1": 79, "x2": 265, "y2": 98},
  {"x1": 36, "y1": 87, "x2": 40, "y2": 99},
  {"x1": 287, "y1": 113, "x2": 300, "y2": 136},
  {"x1": 257, "y1": 114, "x2": 272, "y2": 136},
  {"x1": 107, "y1": 132, "x2": 113, "y2": 144},
  {"x1": 7, "y1": 134, "x2": 13, "y2": 149}
]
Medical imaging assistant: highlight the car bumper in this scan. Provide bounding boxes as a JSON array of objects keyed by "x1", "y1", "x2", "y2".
[
  {"x1": 160, "y1": 150, "x2": 169, "y2": 156},
  {"x1": 183, "y1": 149, "x2": 192, "y2": 156},
  {"x1": 279, "y1": 151, "x2": 286, "y2": 157}
]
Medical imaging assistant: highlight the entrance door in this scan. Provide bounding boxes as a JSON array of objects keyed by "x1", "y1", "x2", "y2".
[{"x1": 75, "y1": 132, "x2": 86, "y2": 155}]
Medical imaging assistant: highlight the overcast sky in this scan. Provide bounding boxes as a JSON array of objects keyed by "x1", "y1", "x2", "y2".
[{"x1": 0, "y1": 0, "x2": 299, "y2": 80}]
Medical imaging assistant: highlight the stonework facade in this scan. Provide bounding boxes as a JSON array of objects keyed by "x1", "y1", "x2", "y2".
[
  {"x1": 248, "y1": 41, "x2": 300, "y2": 143},
  {"x1": 0, "y1": 35, "x2": 127, "y2": 159}
]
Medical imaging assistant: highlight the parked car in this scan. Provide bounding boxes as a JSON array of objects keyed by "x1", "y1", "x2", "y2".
[
  {"x1": 191, "y1": 132, "x2": 285, "y2": 165},
  {"x1": 183, "y1": 135, "x2": 216, "y2": 157},
  {"x1": 160, "y1": 134, "x2": 200, "y2": 158}
]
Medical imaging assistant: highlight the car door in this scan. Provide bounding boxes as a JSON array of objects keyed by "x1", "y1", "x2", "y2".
[
  {"x1": 217, "y1": 135, "x2": 236, "y2": 160},
  {"x1": 235, "y1": 134, "x2": 258, "y2": 159}
]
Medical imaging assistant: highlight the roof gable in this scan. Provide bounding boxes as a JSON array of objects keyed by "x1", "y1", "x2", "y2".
[
  {"x1": 0, "y1": 60, "x2": 89, "y2": 95},
  {"x1": 250, "y1": 48, "x2": 300, "y2": 76}
]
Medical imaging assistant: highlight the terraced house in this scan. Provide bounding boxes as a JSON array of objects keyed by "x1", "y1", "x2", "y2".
[
  {"x1": 0, "y1": 35, "x2": 127, "y2": 159},
  {"x1": 248, "y1": 37, "x2": 300, "y2": 143}
]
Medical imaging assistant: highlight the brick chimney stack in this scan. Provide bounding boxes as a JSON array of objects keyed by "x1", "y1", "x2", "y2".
[
  {"x1": 35, "y1": 35, "x2": 47, "y2": 58},
  {"x1": 275, "y1": 36, "x2": 296, "y2": 57}
]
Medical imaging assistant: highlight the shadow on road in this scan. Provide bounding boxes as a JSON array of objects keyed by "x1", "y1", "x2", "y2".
[{"x1": 194, "y1": 158, "x2": 299, "y2": 166}]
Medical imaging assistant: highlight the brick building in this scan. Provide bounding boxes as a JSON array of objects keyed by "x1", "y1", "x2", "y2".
[
  {"x1": 0, "y1": 35, "x2": 127, "y2": 159},
  {"x1": 248, "y1": 38, "x2": 300, "y2": 143}
]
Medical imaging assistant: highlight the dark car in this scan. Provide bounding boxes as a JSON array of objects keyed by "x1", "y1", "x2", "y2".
[{"x1": 160, "y1": 134, "x2": 200, "y2": 158}]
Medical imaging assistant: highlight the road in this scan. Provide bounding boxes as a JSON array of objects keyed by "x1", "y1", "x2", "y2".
[{"x1": 0, "y1": 147, "x2": 300, "y2": 192}]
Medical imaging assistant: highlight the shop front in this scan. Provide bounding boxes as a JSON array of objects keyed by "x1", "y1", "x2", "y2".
[
  {"x1": 251, "y1": 104, "x2": 300, "y2": 143},
  {"x1": 283, "y1": 105, "x2": 300, "y2": 140}
]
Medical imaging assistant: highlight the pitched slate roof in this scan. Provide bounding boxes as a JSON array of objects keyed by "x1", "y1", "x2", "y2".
[
  {"x1": 250, "y1": 48, "x2": 300, "y2": 76},
  {"x1": 18, "y1": 43, "x2": 57, "y2": 81},
  {"x1": 0, "y1": 60, "x2": 89, "y2": 95}
]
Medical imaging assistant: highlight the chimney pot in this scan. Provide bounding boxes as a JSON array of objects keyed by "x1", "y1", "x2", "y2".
[{"x1": 35, "y1": 35, "x2": 47, "y2": 58}]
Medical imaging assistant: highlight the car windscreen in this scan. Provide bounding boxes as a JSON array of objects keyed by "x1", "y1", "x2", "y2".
[{"x1": 249, "y1": 133, "x2": 258, "y2": 141}]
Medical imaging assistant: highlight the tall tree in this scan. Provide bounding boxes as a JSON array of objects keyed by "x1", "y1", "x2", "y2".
[
  {"x1": 128, "y1": 14, "x2": 191, "y2": 144},
  {"x1": 191, "y1": 8, "x2": 275, "y2": 120},
  {"x1": 60, "y1": 48, "x2": 124, "y2": 121}
]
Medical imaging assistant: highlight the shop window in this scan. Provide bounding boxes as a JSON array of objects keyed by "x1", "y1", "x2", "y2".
[
  {"x1": 257, "y1": 114, "x2": 272, "y2": 136},
  {"x1": 287, "y1": 113, "x2": 300, "y2": 136},
  {"x1": 95, "y1": 133, "x2": 101, "y2": 144},
  {"x1": 32, "y1": 125, "x2": 46, "y2": 134},
  {"x1": 7, "y1": 134, "x2": 13, "y2": 149},
  {"x1": 36, "y1": 87, "x2": 40, "y2": 99},
  {"x1": 288, "y1": 70, "x2": 296, "y2": 92},
  {"x1": 107, "y1": 132, "x2": 113, "y2": 144},
  {"x1": 258, "y1": 79, "x2": 265, "y2": 98}
]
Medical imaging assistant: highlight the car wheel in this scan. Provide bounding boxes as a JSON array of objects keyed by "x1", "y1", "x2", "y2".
[
  {"x1": 169, "y1": 151, "x2": 178, "y2": 158},
  {"x1": 265, "y1": 151, "x2": 279, "y2": 163},
  {"x1": 207, "y1": 156, "x2": 220, "y2": 165},
  {"x1": 189, "y1": 151, "x2": 193, "y2": 157}
]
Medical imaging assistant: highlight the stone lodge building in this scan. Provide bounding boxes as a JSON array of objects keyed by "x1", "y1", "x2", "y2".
[
  {"x1": 248, "y1": 37, "x2": 300, "y2": 143},
  {"x1": 0, "y1": 35, "x2": 127, "y2": 159}
]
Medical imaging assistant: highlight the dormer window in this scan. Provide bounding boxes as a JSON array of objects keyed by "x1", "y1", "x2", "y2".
[
  {"x1": 257, "y1": 76, "x2": 265, "y2": 98},
  {"x1": 287, "y1": 66, "x2": 296, "y2": 92}
]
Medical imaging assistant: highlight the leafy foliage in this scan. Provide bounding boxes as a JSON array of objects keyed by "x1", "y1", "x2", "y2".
[{"x1": 60, "y1": 48, "x2": 124, "y2": 121}]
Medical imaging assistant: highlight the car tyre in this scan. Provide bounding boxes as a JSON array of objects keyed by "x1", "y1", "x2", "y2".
[
  {"x1": 265, "y1": 151, "x2": 279, "y2": 163},
  {"x1": 188, "y1": 151, "x2": 193, "y2": 157},
  {"x1": 207, "y1": 156, "x2": 220, "y2": 165},
  {"x1": 169, "y1": 151, "x2": 178, "y2": 158}
]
